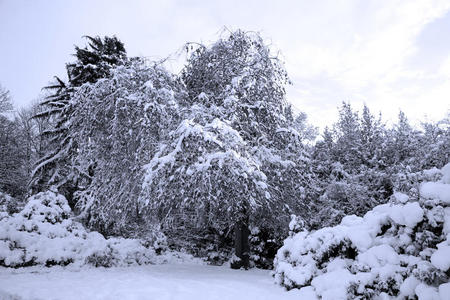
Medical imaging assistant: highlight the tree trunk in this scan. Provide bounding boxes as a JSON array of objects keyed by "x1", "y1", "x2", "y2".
[{"x1": 231, "y1": 220, "x2": 250, "y2": 269}]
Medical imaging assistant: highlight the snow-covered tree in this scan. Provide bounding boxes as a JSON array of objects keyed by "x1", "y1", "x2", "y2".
[
  {"x1": 72, "y1": 60, "x2": 182, "y2": 236},
  {"x1": 386, "y1": 110, "x2": 419, "y2": 168},
  {"x1": 31, "y1": 36, "x2": 128, "y2": 205},
  {"x1": 417, "y1": 116, "x2": 450, "y2": 170},
  {"x1": 310, "y1": 103, "x2": 393, "y2": 228},
  {"x1": 0, "y1": 83, "x2": 13, "y2": 113},
  {"x1": 358, "y1": 105, "x2": 386, "y2": 167},
  {"x1": 0, "y1": 115, "x2": 27, "y2": 197},
  {"x1": 0, "y1": 86, "x2": 28, "y2": 198},
  {"x1": 140, "y1": 114, "x2": 269, "y2": 232},
  {"x1": 67, "y1": 36, "x2": 127, "y2": 87},
  {"x1": 331, "y1": 102, "x2": 362, "y2": 170},
  {"x1": 141, "y1": 30, "x2": 314, "y2": 267},
  {"x1": 181, "y1": 30, "x2": 291, "y2": 145}
]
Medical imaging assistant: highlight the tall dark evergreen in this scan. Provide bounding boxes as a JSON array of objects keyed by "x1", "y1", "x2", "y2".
[
  {"x1": 31, "y1": 36, "x2": 127, "y2": 206},
  {"x1": 67, "y1": 36, "x2": 127, "y2": 87}
]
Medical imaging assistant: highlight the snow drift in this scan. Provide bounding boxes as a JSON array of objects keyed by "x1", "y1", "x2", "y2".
[
  {"x1": 0, "y1": 190, "x2": 182, "y2": 268},
  {"x1": 274, "y1": 163, "x2": 450, "y2": 299}
]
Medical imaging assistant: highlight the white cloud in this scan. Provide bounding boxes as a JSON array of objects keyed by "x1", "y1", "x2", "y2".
[{"x1": 283, "y1": 0, "x2": 450, "y2": 129}]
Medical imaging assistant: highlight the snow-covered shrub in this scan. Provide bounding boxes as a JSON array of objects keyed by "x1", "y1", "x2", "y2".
[
  {"x1": 84, "y1": 237, "x2": 155, "y2": 267},
  {"x1": 0, "y1": 290, "x2": 24, "y2": 300},
  {"x1": 391, "y1": 165, "x2": 444, "y2": 202},
  {"x1": 248, "y1": 226, "x2": 283, "y2": 269},
  {"x1": 0, "y1": 192, "x2": 19, "y2": 217},
  {"x1": 0, "y1": 191, "x2": 161, "y2": 267},
  {"x1": 273, "y1": 163, "x2": 450, "y2": 299},
  {"x1": 310, "y1": 181, "x2": 371, "y2": 229}
]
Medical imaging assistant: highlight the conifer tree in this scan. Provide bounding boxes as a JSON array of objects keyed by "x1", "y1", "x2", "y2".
[{"x1": 31, "y1": 36, "x2": 127, "y2": 205}]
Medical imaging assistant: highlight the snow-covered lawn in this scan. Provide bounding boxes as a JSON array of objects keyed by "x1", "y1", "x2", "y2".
[{"x1": 0, "y1": 264, "x2": 307, "y2": 300}]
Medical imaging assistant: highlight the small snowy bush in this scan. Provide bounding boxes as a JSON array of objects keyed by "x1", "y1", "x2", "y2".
[
  {"x1": 274, "y1": 163, "x2": 450, "y2": 299},
  {"x1": 249, "y1": 225, "x2": 283, "y2": 269},
  {"x1": 0, "y1": 192, "x2": 18, "y2": 218},
  {"x1": 0, "y1": 191, "x2": 160, "y2": 267}
]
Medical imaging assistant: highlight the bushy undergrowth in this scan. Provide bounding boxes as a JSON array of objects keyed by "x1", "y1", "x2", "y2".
[
  {"x1": 0, "y1": 190, "x2": 196, "y2": 268},
  {"x1": 273, "y1": 163, "x2": 450, "y2": 299},
  {"x1": 0, "y1": 192, "x2": 20, "y2": 218}
]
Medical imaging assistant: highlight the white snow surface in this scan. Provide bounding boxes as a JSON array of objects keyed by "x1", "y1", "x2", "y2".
[
  {"x1": 0, "y1": 264, "x2": 303, "y2": 300},
  {"x1": 421, "y1": 182, "x2": 450, "y2": 204}
]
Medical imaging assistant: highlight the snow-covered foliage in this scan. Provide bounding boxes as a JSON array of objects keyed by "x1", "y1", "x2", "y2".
[
  {"x1": 0, "y1": 114, "x2": 29, "y2": 198},
  {"x1": 181, "y1": 30, "x2": 291, "y2": 145},
  {"x1": 310, "y1": 104, "x2": 450, "y2": 230},
  {"x1": 0, "y1": 192, "x2": 18, "y2": 218},
  {"x1": 141, "y1": 116, "x2": 268, "y2": 231},
  {"x1": 23, "y1": 30, "x2": 450, "y2": 270},
  {"x1": 138, "y1": 31, "x2": 316, "y2": 264},
  {"x1": 31, "y1": 36, "x2": 128, "y2": 206},
  {"x1": 274, "y1": 163, "x2": 450, "y2": 299},
  {"x1": 0, "y1": 190, "x2": 169, "y2": 267},
  {"x1": 71, "y1": 59, "x2": 182, "y2": 235}
]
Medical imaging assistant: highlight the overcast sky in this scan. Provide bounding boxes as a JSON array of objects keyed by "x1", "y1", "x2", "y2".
[{"x1": 1, "y1": 0, "x2": 450, "y2": 129}]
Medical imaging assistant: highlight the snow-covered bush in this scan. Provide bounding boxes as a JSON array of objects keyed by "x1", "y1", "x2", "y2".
[
  {"x1": 248, "y1": 225, "x2": 282, "y2": 269},
  {"x1": 0, "y1": 191, "x2": 162, "y2": 267},
  {"x1": 0, "y1": 192, "x2": 17, "y2": 219},
  {"x1": 273, "y1": 163, "x2": 450, "y2": 299}
]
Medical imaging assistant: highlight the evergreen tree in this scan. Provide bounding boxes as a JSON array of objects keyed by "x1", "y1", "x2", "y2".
[
  {"x1": 310, "y1": 103, "x2": 392, "y2": 228},
  {"x1": 31, "y1": 36, "x2": 127, "y2": 206},
  {"x1": 67, "y1": 36, "x2": 127, "y2": 87},
  {"x1": 418, "y1": 115, "x2": 450, "y2": 170},
  {"x1": 332, "y1": 102, "x2": 362, "y2": 170},
  {"x1": 389, "y1": 110, "x2": 418, "y2": 167}
]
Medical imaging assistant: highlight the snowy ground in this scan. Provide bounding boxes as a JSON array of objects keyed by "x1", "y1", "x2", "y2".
[{"x1": 0, "y1": 264, "x2": 307, "y2": 300}]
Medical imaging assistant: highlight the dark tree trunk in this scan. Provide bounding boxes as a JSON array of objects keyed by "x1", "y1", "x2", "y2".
[{"x1": 231, "y1": 220, "x2": 250, "y2": 269}]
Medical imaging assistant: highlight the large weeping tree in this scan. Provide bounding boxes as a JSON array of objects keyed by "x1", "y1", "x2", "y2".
[{"x1": 141, "y1": 30, "x2": 312, "y2": 268}]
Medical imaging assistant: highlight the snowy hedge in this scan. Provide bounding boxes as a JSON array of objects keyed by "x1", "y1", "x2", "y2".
[
  {"x1": 0, "y1": 191, "x2": 169, "y2": 268},
  {"x1": 273, "y1": 163, "x2": 450, "y2": 299}
]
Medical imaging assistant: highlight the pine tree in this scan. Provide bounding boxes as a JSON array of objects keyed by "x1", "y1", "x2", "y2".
[
  {"x1": 391, "y1": 110, "x2": 417, "y2": 165},
  {"x1": 332, "y1": 102, "x2": 362, "y2": 170},
  {"x1": 31, "y1": 36, "x2": 127, "y2": 206},
  {"x1": 67, "y1": 36, "x2": 127, "y2": 87}
]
